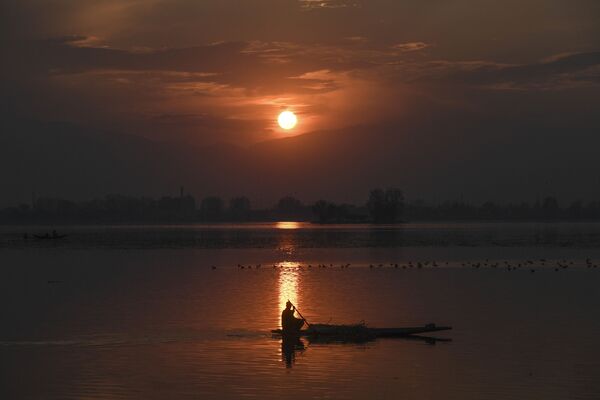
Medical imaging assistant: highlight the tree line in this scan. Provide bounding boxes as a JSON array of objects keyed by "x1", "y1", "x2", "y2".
[{"x1": 2, "y1": 189, "x2": 600, "y2": 224}]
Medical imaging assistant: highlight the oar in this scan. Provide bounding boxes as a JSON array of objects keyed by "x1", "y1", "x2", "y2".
[{"x1": 288, "y1": 300, "x2": 311, "y2": 329}]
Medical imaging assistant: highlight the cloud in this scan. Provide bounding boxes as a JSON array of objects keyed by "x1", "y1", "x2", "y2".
[
  {"x1": 3, "y1": 30, "x2": 599, "y2": 147},
  {"x1": 421, "y1": 51, "x2": 600, "y2": 90},
  {"x1": 299, "y1": 0, "x2": 361, "y2": 10},
  {"x1": 391, "y1": 42, "x2": 430, "y2": 52}
]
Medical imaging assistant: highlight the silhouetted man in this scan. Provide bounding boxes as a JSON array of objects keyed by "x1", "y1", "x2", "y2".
[{"x1": 281, "y1": 301, "x2": 304, "y2": 333}]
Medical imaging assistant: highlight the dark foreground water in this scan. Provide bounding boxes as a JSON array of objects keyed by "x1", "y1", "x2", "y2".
[{"x1": 1, "y1": 223, "x2": 600, "y2": 399}]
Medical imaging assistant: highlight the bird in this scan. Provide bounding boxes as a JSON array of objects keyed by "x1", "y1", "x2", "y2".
[{"x1": 211, "y1": 266, "x2": 216, "y2": 270}]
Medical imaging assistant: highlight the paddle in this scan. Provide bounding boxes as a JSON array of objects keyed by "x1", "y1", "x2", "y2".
[{"x1": 288, "y1": 299, "x2": 311, "y2": 329}]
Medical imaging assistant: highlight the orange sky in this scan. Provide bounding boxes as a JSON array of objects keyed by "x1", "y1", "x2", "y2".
[
  {"x1": 1, "y1": 0, "x2": 600, "y2": 204},
  {"x1": 3, "y1": 0, "x2": 599, "y2": 144}
]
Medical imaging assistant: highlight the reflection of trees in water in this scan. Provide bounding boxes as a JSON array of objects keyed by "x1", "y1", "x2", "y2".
[
  {"x1": 536, "y1": 225, "x2": 559, "y2": 245},
  {"x1": 277, "y1": 228, "x2": 404, "y2": 248},
  {"x1": 367, "y1": 226, "x2": 404, "y2": 247},
  {"x1": 10, "y1": 223, "x2": 600, "y2": 250}
]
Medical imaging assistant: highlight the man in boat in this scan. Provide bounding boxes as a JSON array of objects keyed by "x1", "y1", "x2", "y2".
[{"x1": 281, "y1": 301, "x2": 305, "y2": 333}]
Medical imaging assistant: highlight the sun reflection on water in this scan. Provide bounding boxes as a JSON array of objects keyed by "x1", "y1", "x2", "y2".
[
  {"x1": 275, "y1": 221, "x2": 301, "y2": 230},
  {"x1": 277, "y1": 262, "x2": 301, "y2": 327}
]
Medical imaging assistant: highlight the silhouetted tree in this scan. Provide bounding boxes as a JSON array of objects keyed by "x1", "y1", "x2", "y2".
[
  {"x1": 312, "y1": 200, "x2": 330, "y2": 223},
  {"x1": 4, "y1": 192, "x2": 600, "y2": 224},
  {"x1": 311, "y1": 200, "x2": 368, "y2": 223},
  {"x1": 276, "y1": 196, "x2": 305, "y2": 219},
  {"x1": 367, "y1": 188, "x2": 404, "y2": 223},
  {"x1": 312, "y1": 200, "x2": 335, "y2": 223},
  {"x1": 229, "y1": 196, "x2": 251, "y2": 220},
  {"x1": 569, "y1": 200, "x2": 583, "y2": 219},
  {"x1": 542, "y1": 196, "x2": 559, "y2": 219},
  {"x1": 200, "y1": 196, "x2": 224, "y2": 221},
  {"x1": 480, "y1": 201, "x2": 498, "y2": 219}
]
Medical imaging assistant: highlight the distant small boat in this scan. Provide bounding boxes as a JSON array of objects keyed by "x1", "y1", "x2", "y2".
[
  {"x1": 33, "y1": 234, "x2": 68, "y2": 240},
  {"x1": 272, "y1": 323, "x2": 451, "y2": 340}
]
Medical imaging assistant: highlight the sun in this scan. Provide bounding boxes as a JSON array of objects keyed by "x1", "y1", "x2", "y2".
[{"x1": 278, "y1": 111, "x2": 298, "y2": 130}]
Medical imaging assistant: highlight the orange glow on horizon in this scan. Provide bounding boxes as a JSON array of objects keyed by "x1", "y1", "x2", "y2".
[{"x1": 275, "y1": 221, "x2": 301, "y2": 229}]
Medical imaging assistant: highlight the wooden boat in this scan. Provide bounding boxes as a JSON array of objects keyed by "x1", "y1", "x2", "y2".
[{"x1": 272, "y1": 323, "x2": 451, "y2": 339}]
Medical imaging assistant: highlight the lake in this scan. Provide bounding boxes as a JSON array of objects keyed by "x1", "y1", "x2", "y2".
[{"x1": 1, "y1": 222, "x2": 599, "y2": 399}]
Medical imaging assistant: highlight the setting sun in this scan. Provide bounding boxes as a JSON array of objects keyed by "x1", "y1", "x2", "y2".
[{"x1": 278, "y1": 111, "x2": 298, "y2": 130}]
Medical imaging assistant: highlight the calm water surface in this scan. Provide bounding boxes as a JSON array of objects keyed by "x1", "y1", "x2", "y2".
[{"x1": 1, "y1": 223, "x2": 600, "y2": 399}]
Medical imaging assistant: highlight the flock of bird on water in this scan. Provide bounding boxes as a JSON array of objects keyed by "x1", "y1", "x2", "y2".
[{"x1": 210, "y1": 258, "x2": 599, "y2": 272}]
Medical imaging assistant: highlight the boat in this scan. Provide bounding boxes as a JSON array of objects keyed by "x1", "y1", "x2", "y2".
[{"x1": 271, "y1": 323, "x2": 452, "y2": 340}]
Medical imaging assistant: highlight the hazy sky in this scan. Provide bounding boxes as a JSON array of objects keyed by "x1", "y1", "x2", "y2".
[{"x1": 1, "y1": 0, "x2": 600, "y2": 204}]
